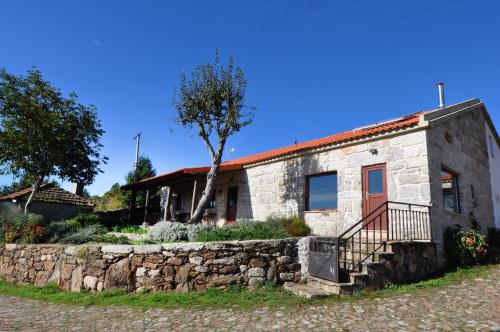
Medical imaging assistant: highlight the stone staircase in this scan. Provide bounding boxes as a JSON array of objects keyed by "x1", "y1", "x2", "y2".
[{"x1": 284, "y1": 241, "x2": 394, "y2": 299}]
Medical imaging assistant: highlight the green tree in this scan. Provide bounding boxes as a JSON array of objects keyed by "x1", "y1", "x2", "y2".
[
  {"x1": 0, "y1": 177, "x2": 60, "y2": 196},
  {"x1": 92, "y1": 183, "x2": 127, "y2": 211},
  {"x1": 173, "y1": 52, "x2": 255, "y2": 223},
  {"x1": 0, "y1": 68, "x2": 107, "y2": 213},
  {"x1": 124, "y1": 156, "x2": 158, "y2": 206}
]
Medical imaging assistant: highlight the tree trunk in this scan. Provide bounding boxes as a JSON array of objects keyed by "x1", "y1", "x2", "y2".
[
  {"x1": 189, "y1": 163, "x2": 219, "y2": 223},
  {"x1": 24, "y1": 176, "x2": 44, "y2": 214}
]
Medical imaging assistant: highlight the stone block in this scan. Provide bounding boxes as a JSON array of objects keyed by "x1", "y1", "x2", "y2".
[
  {"x1": 279, "y1": 272, "x2": 294, "y2": 282},
  {"x1": 189, "y1": 256, "x2": 203, "y2": 265},
  {"x1": 133, "y1": 245, "x2": 162, "y2": 255},
  {"x1": 101, "y1": 245, "x2": 134, "y2": 254},
  {"x1": 166, "y1": 257, "x2": 183, "y2": 266},
  {"x1": 136, "y1": 267, "x2": 147, "y2": 277},
  {"x1": 71, "y1": 266, "x2": 83, "y2": 292},
  {"x1": 247, "y1": 267, "x2": 265, "y2": 278},
  {"x1": 83, "y1": 276, "x2": 97, "y2": 290}
]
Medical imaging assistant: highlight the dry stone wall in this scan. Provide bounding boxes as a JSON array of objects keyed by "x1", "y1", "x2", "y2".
[
  {"x1": 0, "y1": 239, "x2": 301, "y2": 293},
  {"x1": 363, "y1": 241, "x2": 438, "y2": 290}
]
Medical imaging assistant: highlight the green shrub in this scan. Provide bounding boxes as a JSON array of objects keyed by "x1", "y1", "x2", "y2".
[
  {"x1": 147, "y1": 221, "x2": 212, "y2": 243},
  {"x1": 267, "y1": 215, "x2": 311, "y2": 237},
  {"x1": 0, "y1": 213, "x2": 46, "y2": 244},
  {"x1": 195, "y1": 221, "x2": 288, "y2": 242},
  {"x1": 187, "y1": 224, "x2": 211, "y2": 242},
  {"x1": 60, "y1": 224, "x2": 107, "y2": 244},
  {"x1": 44, "y1": 220, "x2": 77, "y2": 243},
  {"x1": 92, "y1": 234, "x2": 132, "y2": 244},
  {"x1": 148, "y1": 221, "x2": 188, "y2": 242},
  {"x1": 444, "y1": 226, "x2": 488, "y2": 266},
  {"x1": 66, "y1": 213, "x2": 103, "y2": 228},
  {"x1": 112, "y1": 225, "x2": 147, "y2": 234}
]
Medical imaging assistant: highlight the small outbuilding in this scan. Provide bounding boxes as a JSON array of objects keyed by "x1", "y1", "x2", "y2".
[{"x1": 0, "y1": 184, "x2": 94, "y2": 221}]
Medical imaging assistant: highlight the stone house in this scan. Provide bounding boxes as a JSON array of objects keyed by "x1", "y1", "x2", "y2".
[
  {"x1": 123, "y1": 98, "x2": 499, "y2": 263},
  {"x1": 0, "y1": 184, "x2": 94, "y2": 221}
]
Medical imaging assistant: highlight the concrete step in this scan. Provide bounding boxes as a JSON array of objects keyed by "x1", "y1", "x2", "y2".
[
  {"x1": 349, "y1": 272, "x2": 369, "y2": 286},
  {"x1": 307, "y1": 276, "x2": 361, "y2": 295},
  {"x1": 283, "y1": 282, "x2": 331, "y2": 299}
]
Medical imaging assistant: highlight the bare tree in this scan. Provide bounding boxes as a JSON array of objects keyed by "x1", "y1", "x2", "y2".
[{"x1": 173, "y1": 52, "x2": 255, "y2": 223}]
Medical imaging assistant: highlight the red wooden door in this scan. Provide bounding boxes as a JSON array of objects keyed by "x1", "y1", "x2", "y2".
[
  {"x1": 362, "y1": 164, "x2": 388, "y2": 230},
  {"x1": 226, "y1": 186, "x2": 238, "y2": 223}
]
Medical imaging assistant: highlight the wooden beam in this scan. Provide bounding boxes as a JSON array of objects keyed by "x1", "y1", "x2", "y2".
[
  {"x1": 191, "y1": 179, "x2": 198, "y2": 217},
  {"x1": 143, "y1": 189, "x2": 150, "y2": 225}
]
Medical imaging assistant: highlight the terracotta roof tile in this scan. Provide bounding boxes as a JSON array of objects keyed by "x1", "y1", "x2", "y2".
[
  {"x1": 0, "y1": 184, "x2": 94, "y2": 207},
  {"x1": 122, "y1": 111, "x2": 424, "y2": 190}
]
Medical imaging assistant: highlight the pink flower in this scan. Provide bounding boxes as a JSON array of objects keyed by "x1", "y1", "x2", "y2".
[{"x1": 465, "y1": 237, "x2": 474, "y2": 246}]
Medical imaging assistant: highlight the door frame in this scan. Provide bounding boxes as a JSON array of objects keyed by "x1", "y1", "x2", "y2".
[
  {"x1": 226, "y1": 186, "x2": 239, "y2": 223},
  {"x1": 361, "y1": 163, "x2": 388, "y2": 229}
]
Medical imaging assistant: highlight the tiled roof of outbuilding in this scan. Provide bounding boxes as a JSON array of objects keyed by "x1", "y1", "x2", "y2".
[{"x1": 0, "y1": 184, "x2": 94, "y2": 207}]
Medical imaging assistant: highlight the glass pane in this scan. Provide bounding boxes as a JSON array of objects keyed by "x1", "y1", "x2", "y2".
[
  {"x1": 308, "y1": 173, "x2": 338, "y2": 210},
  {"x1": 441, "y1": 169, "x2": 459, "y2": 213},
  {"x1": 368, "y1": 169, "x2": 383, "y2": 194}
]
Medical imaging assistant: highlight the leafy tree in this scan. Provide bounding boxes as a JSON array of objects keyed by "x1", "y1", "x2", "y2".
[
  {"x1": 0, "y1": 177, "x2": 59, "y2": 196},
  {"x1": 91, "y1": 183, "x2": 127, "y2": 212},
  {"x1": 124, "y1": 156, "x2": 158, "y2": 206},
  {"x1": 0, "y1": 68, "x2": 107, "y2": 213},
  {"x1": 173, "y1": 52, "x2": 255, "y2": 223}
]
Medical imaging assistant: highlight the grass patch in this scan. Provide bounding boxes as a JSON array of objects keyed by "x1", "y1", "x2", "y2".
[
  {"x1": 111, "y1": 226, "x2": 148, "y2": 235},
  {"x1": 0, "y1": 265, "x2": 496, "y2": 310}
]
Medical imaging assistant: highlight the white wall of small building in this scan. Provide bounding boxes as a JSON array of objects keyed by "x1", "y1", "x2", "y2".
[
  {"x1": 485, "y1": 122, "x2": 500, "y2": 228},
  {"x1": 212, "y1": 128, "x2": 432, "y2": 236}
]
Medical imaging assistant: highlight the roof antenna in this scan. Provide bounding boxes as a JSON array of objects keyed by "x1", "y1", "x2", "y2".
[{"x1": 436, "y1": 82, "x2": 445, "y2": 108}]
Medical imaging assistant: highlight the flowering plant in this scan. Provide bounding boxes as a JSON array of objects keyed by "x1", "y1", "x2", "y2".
[{"x1": 444, "y1": 226, "x2": 488, "y2": 266}]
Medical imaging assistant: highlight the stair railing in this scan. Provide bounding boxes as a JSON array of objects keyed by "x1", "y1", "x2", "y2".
[{"x1": 337, "y1": 201, "x2": 432, "y2": 274}]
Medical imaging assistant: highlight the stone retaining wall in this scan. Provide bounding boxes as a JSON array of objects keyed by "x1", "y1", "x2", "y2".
[
  {"x1": 0, "y1": 239, "x2": 301, "y2": 293},
  {"x1": 364, "y1": 241, "x2": 438, "y2": 289}
]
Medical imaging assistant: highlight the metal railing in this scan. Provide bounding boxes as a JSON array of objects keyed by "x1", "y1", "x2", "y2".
[
  {"x1": 309, "y1": 201, "x2": 432, "y2": 282},
  {"x1": 339, "y1": 201, "x2": 432, "y2": 275}
]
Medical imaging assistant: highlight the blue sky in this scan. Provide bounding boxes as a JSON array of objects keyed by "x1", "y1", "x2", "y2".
[{"x1": 1, "y1": 1, "x2": 499, "y2": 195}]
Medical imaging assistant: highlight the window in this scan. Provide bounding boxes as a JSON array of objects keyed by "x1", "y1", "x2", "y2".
[
  {"x1": 207, "y1": 193, "x2": 216, "y2": 209},
  {"x1": 306, "y1": 172, "x2": 338, "y2": 211},
  {"x1": 441, "y1": 168, "x2": 460, "y2": 213},
  {"x1": 368, "y1": 169, "x2": 383, "y2": 194},
  {"x1": 174, "y1": 193, "x2": 183, "y2": 211}
]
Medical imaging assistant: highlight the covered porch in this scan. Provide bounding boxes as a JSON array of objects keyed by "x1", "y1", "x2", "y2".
[{"x1": 120, "y1": 165, "x2": 242, "y2": 225}]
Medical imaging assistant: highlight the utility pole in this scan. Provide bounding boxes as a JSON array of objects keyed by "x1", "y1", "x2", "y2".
[
  {"x1": 133, "y1": 132, "x2": 141, "y2": 181},
  {"x1": 129, "y1": 131, "x2": 141, "y2": 222}
]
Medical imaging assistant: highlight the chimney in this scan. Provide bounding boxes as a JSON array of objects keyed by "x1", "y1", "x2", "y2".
[
  {"x1": 436, "y1": 82, "x2": 445, "y2": 108},
  {"x1": 73, "y1": 183, "x2": 84, "y2": 197}
]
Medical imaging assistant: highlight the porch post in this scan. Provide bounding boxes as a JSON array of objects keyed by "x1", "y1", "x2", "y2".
[
  {"x1": 143, "y1": 189, "x2": 150, "y2": 225},
  {"x1": 191, "y1": 179, "x2": 198, "y2": 217}
]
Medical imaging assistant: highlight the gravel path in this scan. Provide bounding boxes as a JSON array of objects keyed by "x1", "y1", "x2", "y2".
[{"x1": 0, "y1": 267, "x2": 499, "y2": 331}]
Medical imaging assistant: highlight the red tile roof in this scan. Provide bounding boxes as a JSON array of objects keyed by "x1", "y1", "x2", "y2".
[
  {"x1": 0, "y1": 184, "x2": 94, "y2": 207},
  {"x1": 122, "y1": 111, "x2": 423, "y2": 190}
]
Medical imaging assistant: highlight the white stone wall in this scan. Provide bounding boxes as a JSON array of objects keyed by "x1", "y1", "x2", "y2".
[
  {"x1": 212, "y1": 129, "x2": 431, "y2": 236},
  {"x1": 485, "y1": 123, "x2": 500, "y2": 228},
  {"x1": 426, "y1": 110, "x2": 495, "y2": 265}
]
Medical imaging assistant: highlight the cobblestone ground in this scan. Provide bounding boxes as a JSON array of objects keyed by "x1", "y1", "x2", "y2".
[{"x1": 0, "y1": 267, "x2": 499, "y2": 331}]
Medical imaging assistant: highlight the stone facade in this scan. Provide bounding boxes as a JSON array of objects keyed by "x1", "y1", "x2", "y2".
[
  {"x1": 0, "y1": 240, "x2": 301, "y2": 293},
  {"x1": 210, "y1": 129, "x2": 431, "y2": 236},
  {"x1": 426, "y1": 110, "x2": 495, "y2": 264}
]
